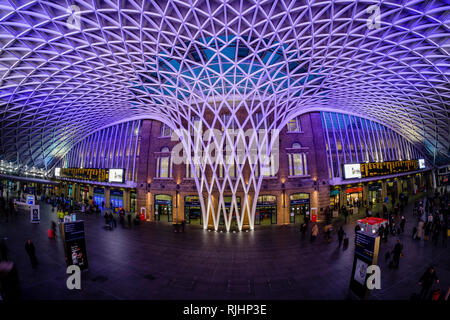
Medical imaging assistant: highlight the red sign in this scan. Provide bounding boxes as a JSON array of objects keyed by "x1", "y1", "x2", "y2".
[{"x1": 346, "y1": 187, "x2": 363, "y2": 194}]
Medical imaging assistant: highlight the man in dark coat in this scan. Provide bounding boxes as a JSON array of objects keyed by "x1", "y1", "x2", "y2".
[
  {"x1": 24, "y1": 240, "x2": 38, "y2": 269},
  {"x1": 418, "y1": 266, "x2": 439, "y2": 300},
  {"x1": 300, "y1": 223, "x2": 307, "y2": 239},
  {"x1": 391, "y1": 239, "x2": 403, "y2": 269},
  {"x1": 400, "y1": 216, "x2": 406, "y2": 233},
  {"x1": 337, "y1": 226, "x2": 345, "y2": 247}
]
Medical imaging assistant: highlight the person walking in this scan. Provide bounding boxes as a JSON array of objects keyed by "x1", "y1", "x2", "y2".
[
  {"x1": 51, "y1": 221, "x2": 57, "y2": 235},
  {"x1": 432, "y1": 223, "x2": 440, "y2": 246},
  {"x1": 417, "y1": 219, "x2": 424, "y2": 240},
  {"x1": 310, "y1": 223, "x2": 319, "y2": 242},
  {"x1": 24, "y1": 240, "x2": 38, "y2": 269},
  {"x1": 390, "y1": 239, "x2": 403, "y2": 269},
  {"x1": 424, "y1": 221, "x2": 432, "y2": 241},
  {"x1": 400, "y1": 216, "x2": 406, "y2": 234},
  {"x1": 418, "y1": 266, "x2": 439, "y2": 300},
  {"x1": 300, "y1": 223, "x2": 307, "y2": 239},
  {"x1": 0, "y1": 238, "x2": 8, "y2": 261},
  {"x1": 337, "y1": 226, "x2": 345, "y2": 247},
  {"x1": 127, "y1": 212, "x2": 132, "y2": 227}
]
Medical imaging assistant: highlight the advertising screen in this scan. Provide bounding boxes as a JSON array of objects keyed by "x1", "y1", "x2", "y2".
[
  {"x1": 54, "y1": 167, "x2": 61, "y2": 177},
  {"x1": 62, "y1": 221, "x2": 88, "y2": 270},
  {"x1": 108, "y1": 169, "x2": 124, "y2": 183},
  {"x1": 418, "y1": 159, "x2": 425, "y2": 169},
  {"x1": 343, "y1": 164, "x2": 362, "y2": 179}
]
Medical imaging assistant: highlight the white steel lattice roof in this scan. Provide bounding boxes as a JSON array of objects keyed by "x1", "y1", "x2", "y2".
[{"x1": 0, "y1": 0, "x2": 449, "y2": 170}]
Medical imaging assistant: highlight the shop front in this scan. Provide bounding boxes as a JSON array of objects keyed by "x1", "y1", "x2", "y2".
[
  {"x1": 289, "y1": 193, "x2": 310, "y2": 224},
  {"x1": 68, "y1": 184, "x2": 73, "y2": 200},
  {"x1": 80, "y1": 185, "x2": 90, "y2": 203},
  {"x1": 368, "y1": 183, "x2": 382, "y2": 205},
  {"x1": 110, "y1": 189, "x2": 124, "y2": 211},
  {"x1": 93, "y1": 187, "x2": 105, "y2": 207},
  {"x1": 184, "y1": 195, "x2": 202, "y2": 225},
  {"x1": 330, "y1": 189, "x2": 340, "y2": 210},
  {"x1": 154, "y1": 194, "x2": 173, "y2": 222},
  {"x1": 386, "y1": 180, "x2": 398, "y2": 202},
  {"x1": 346, "y1": 186, "x2": 363, "y2": 207},
  {"x1": 255, "y1": 195, "x2": 277, "y2": 225}
]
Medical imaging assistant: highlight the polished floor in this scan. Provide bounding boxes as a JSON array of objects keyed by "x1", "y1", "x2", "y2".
[{"x1": 0, "y1": 193, "x2": 448, "y2": 300}]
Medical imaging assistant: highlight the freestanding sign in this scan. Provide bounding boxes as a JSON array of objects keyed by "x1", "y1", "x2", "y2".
[
  {"x1": 349, "y1": 231, "x2": 380, "y2": 299},
  {"x1": 26, "y1": 195, "x2": 35, "y2": 205},
  {"x1": 30, "y1": 205, "x2": 40, "y2": 223},
  {"x1": 61, "y1": 221, "x2": 88, "y2": 270}
]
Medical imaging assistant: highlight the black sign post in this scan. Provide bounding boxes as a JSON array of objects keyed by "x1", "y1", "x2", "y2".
[
  {"x1": 349, "y1": 231, "x2": 380, "y2": 299},
  {"x1": 61, "y1": 221, "x2": 89, "y2": 271}
]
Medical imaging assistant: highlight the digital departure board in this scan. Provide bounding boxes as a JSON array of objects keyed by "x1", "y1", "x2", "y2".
[
  {"x1": 58, "y1": 168, "x2": 110, "y2": 182},
  {"x1": 359, "y1": 160, "x2": 419, "y2": 178}
]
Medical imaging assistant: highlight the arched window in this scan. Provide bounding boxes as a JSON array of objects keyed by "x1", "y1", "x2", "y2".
[
  {"x1": 292, "y1": 142, "x2": 301, "y2": 149},
  {"x1": 161, "y1": 147, "x2": 170, "y2": 153}
]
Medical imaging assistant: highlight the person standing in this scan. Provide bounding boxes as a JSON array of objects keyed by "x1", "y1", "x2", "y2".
[
  {"x1": 24, "y1": 240, "x2": 38, "y2": 269},
  {"x1": 391, "y1": 239, "x2": 403, "y2": 269},
  {"x1": 337, "y1": 226, "x2": 345, "y2": 247},
  {"x1": 310, "y1": 223, "x2": 319, "y2": 242},
  {"x1": 418, "y1": 266, "x2": 439, "y2": 300}
]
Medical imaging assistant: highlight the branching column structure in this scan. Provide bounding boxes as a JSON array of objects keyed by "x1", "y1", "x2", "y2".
[{"x1": 171, "y1": 98, "x2": 282, "y2": 232}]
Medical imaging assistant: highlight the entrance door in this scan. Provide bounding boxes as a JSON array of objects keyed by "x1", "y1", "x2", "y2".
[
  {"x1": 255, "y1": 195, "x2": 277, "y2": 225},
  {"x1": 154, "y1": 194, "x2": 173, "y2": 222},
  {"x1": 110, "y1": 189, "x2": 124, "y2": 212},
  {"x1": 184, "y1": 196, "x2": 202, "y2": 225},
  {"x1": 289, "y1": 193, "x2": 310, "y2": 224}
]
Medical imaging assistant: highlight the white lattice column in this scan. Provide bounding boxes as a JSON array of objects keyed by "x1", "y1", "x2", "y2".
[{"x1": 171, "y1": 100, "x2": 281, "y2": 232}]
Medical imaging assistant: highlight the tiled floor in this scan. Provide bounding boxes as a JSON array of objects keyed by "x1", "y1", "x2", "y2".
[{"x1": 0, "y1": 195, "x2": 448, "y2": 300}]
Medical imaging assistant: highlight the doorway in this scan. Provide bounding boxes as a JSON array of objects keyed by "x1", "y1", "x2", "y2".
[
  {"x1": 289, "y1": 193, "x2": 310, "y2": 224},
  {"x1": 255, "y1": 195, "x2": 277, "y2": 225},
  {"x1": 154, "y1": 194, "x2": 173, "y2": 222}
]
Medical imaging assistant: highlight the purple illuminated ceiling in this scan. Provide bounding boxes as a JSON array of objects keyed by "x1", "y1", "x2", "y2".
[{"x1": 0, "y1": 0, "x2": 449, "y2": 170}]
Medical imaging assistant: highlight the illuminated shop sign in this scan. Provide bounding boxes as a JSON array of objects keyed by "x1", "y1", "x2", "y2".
[
  {"x1": 343, "y1": 160, "x2": 420, "y2": 179},
  {"x1": 55, "y1": 168, "x2": 126, "y2": 183}
]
